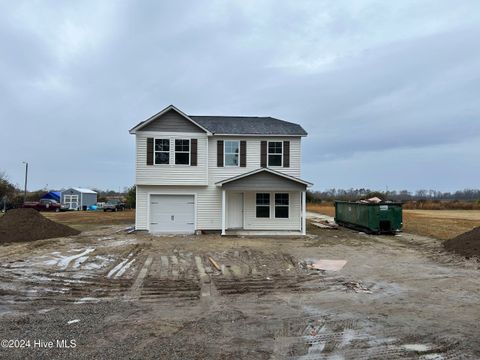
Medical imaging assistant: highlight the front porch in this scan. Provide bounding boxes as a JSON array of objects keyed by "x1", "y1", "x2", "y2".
[{"x1": 216, "y1": 168, "x2": 312, "y2": 236}]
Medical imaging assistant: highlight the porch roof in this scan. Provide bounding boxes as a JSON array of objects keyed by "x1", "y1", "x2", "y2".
[{"x1": 215, "y1": 168, "x2": 312, "y2": 191}]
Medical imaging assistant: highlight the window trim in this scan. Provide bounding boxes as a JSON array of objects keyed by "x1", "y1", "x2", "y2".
[
  {"x1": 154, "y1": 138, "x2": 170, "y2": 165},
  {"x1": 174, "y1": 138, "x2": 191, "y2": 166},
  {"x1": 274, "y1": 193, "x2": 289, "y2": 219},
  {"x1": 224, "y1": 140, "x2": 240, "y2": 167},
  {"x1": 255, "y1": 193, "x2": 270, "y2": 218},
  {"x1": 267, "y1": 141, "x2": 283, "y2": 167}
]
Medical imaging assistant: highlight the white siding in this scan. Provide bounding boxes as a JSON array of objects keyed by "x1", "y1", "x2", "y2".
[
  {"x1": 209, "y1": 136, "x2": 302, "y2": 185},
  {"x1": 136, "y1": 185, "x2": 220, "y2": 230},
  {"x1": 135, "y1": 135, "x2": 304, "y2": 232},
  {"x1": 136, "y1": 186, "x2": 301, "y2": 231},
  {"x1": 244, "y1": 192, "x2": 301, "y2": 230},
  {"x1": 135, "y1": 131, "x2": 208, "y2": 185}
]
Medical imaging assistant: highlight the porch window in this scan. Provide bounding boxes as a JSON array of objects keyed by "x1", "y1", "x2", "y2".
[
  {"x1": 175, "y1": 139, "x2": 190, "y2": 165},
  {"x1": 154, "y1": 139, "x2": 170, "y2": 164},
  {"x1": 224, "y1": 140, "x2": 240, "y2": 166},
  {"x1": 275, "y1": 193, "x2": 289, "y2": 218},
  {"x1": 268, "y1": 141, "x2": 283, "y2": 166},
  {"x1": 256, "y1": 193, "x2": 270, "y2": 218}
]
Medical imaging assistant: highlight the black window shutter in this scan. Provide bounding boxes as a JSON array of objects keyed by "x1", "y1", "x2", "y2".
[
  {"x1": 283, "y1": 141, "x2": 290, "y2": 167},
  {"x1": 260, "y1": 141, "x2": 267, "y2": 167},
  {"x1": 146, "y1": 138, "x2": 154, "y2": 165},
  {"x1": 191, "y1": 139, "x2": 198, "y2": 166},
  {"x1": 217, "y1": 140, "x2": 224, "y2": 167},
  {"x1": 240, "y1": 140, "x2": 247, "y2": 167}
]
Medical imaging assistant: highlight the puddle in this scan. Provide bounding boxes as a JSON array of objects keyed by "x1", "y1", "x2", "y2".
[
  {"x1": 74, "y1": 297, "x2": 100, "y2": 304},
  {"x1": 402, "y1": 343, "x2": 430, "y2": 352},
  {"x1": 107, "y1": 253, "x2": 134, "y2": 278},
  {"x1": 45, "y1": 248, "x2": 95, "y2": 269}
]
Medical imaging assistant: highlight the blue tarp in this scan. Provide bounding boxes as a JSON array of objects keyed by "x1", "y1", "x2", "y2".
[{"x1": 41, "y1": 191, "x2": 61, "y2": 202}]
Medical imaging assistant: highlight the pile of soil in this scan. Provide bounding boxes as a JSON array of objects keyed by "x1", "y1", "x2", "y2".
[
  {"x1": 0, "y1": 208, "x2": 80, "y2": 244},
  {"x1": 444, "y1": 226, "x2": 480, "y2": 258}
]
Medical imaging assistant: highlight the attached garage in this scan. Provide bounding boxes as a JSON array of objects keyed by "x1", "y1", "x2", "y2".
[{"x1": 149, "y1": 194, "x2": 195, "y2": 234}]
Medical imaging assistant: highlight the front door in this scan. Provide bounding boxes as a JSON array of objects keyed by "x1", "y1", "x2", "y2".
[{"x1": 227, "y1": 192, "x2": 243, "y2": 229}]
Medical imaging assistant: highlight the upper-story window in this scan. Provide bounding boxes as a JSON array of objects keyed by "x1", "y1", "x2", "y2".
[
  {"x1": 268, "y1": 141, "x2": 283, "y2": 166},
  {"x1": 175, "y1": 139, "x2": 190, "y2": 165},
  {"x1": 224, "y1": 140, "x2": 240, "y2": 167},
  {"x1": 155, "y1": 139, "x2": 170, "y2": 164}
]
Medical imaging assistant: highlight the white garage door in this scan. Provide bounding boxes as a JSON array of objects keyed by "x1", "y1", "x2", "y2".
[{"x1": 149, "y1": 195, "x2": 195, "y2": 234}]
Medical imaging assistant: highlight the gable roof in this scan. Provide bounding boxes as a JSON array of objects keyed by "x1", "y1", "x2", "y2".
[
  {"x1": 72, "y1": 188, "x2": 97, "y2": 194},
  {"x1": 190, "y1": 116, "x2": 307, "y2": 136},
  {"x1": 215, "y1": 168, "x2": 313, "y2": 187},
  {"x1": 129, "y1": 105, "x2": 212, "y2": 134},
  {"x1": 130, "y1": 105, "x2": 307, "y2": 136}
]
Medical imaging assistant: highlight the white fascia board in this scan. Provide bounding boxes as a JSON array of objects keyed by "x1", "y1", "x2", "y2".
[
  {"x1": 129, "y1": 105, "x2": 212, "y2": 135},
  {"x1": 215, "y1": 167, "x2": 313, "y2": 187}
]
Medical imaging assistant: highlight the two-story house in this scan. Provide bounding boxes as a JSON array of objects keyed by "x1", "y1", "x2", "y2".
[{"x1": 129, "y1": 105, "x2": 312, "y2": 235}]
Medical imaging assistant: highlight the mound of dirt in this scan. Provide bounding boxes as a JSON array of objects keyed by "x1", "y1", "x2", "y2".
[
  {"x1": 444, "y1": 227, "x2": 480, "y2": 258},
  {"x1": 0, "y1": 208, "x2": 80, "y2": 244}
]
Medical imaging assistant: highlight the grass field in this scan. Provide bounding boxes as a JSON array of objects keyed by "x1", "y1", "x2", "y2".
[
  {"x1": 42, "y1": 209, "x2": 135, "y2": 230},
  {"x1": 307, "y1": 203, "x2": 480, "y2": 240}
]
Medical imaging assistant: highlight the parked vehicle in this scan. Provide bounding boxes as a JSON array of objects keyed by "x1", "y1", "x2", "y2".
[
  {"x1": 23, "y1": 199, "x2": 63, "y2": 212},
  {"x1": 103, "y1": 200, "x2": 126, "y2": 212}
]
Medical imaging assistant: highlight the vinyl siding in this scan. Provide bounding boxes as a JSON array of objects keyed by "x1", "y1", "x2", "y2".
[
  {"x1": 244, "y1": 191, "x2": 301, "y2": 230},
  {"x1": 136, "y1": 132, "x2": 208, "y2": 185},
  {"x1": 135, "y1": 135, "x2": 304, "y2": 232},
  {"x1": 209, "y1": 136, "x2": 302, "y2": 185},
  {"x1": 141, "y1": 109, "x2": 204, "y2": 133},
  {"x1": 136, "y1": 185, "x2": 301, "y2": 231},
  {"x1": 136, "y1": 185, "x2": 221, "y2": 230},
  {"x1": 222, "y1": 171, "x2": 306, "y2": 191}
]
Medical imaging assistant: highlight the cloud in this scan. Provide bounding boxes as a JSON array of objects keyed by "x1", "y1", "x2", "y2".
[{"x1": 0, "y1": 0, "x2": 479, "y2": 191}]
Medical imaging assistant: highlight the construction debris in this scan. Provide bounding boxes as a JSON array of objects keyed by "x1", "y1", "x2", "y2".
[
  {"x1": 309, "y1": 259, "x2": 347, "y2": 272},
  {"x1": 343, "y1": 281, "x2": 372, "y2": 294},
  {"x1": 311, "y1": 220, "x2": 339, "y2": 229},
  {"x1": 359, "y1": 197, "x2": 383, "y2": 204},
  {"x1": 208, "y1": 256, "x2": 221, "y2": 272}
]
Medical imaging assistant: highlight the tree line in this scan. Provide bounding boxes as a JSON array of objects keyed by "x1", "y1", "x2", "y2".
[
  {"x1": 0, "y1": 171, "x2": 136, "y2": 208},
  {"x1": 308, "y1": 188, "x2": 480, "y2": 202}
]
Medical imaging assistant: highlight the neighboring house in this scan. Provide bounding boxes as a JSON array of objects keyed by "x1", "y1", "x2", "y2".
[
  {"x1": 61, "y1": 188, "x2": 97, "y2": 210},
  {"x1": 40, "y1": 191, "x2": 61, "y2": 202},
  {"x1": 129, "y1": 105, "x2": 312, "y2": 235}
]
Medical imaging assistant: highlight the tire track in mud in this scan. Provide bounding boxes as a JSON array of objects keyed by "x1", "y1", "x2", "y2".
[{"x1": 266, "y1": 316, "x2": 466, "y2": 359}]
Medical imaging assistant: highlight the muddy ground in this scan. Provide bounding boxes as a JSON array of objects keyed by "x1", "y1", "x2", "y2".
[{"x1": 0, "y1": 216, "x2": 479, "y2": 359}]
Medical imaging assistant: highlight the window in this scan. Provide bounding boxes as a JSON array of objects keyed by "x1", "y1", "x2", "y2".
[
  {"x1": 268, "y1": 141, "x2": 283, "y2": 166},
  {"x1": 275, "y1": 193, "x2": 289, "y2": 218},
  {"x1": 256, "y1": 193, "x2": 270, "y2": 218},
  {"x1": 224, "y1": 140, "x2": 240, "y2": 166},
  {"x1": 154, "y1": 139, "x2": 170, "y2": 164},
  {"x1": 175, "y1": 139, "x2": 190, "y2": 165}
]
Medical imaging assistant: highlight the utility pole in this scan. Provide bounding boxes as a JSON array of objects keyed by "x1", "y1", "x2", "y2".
[{"x1": 22, "y1": 161, "x2": 28, "y2": 204}]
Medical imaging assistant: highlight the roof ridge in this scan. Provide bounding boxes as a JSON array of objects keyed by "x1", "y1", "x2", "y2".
[{"x1": 189, "y1": 115, "x2": 273, "y2": 119}]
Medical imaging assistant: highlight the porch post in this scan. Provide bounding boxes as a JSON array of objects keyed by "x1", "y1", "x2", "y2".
[
  {"x1": 221, "y1": 189, "x2": 226, "y2": 235},
  {"x1": 302, "y1": 191, "x2": 306, "y2": 235}
]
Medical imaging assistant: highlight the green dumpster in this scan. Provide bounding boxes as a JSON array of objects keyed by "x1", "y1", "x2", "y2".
[{"x1": 334, "y1": 201, "x2": 403, "y2": 234}]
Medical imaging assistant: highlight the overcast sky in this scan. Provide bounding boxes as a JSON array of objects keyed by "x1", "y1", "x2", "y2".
[{"x1": 1, "y1": 1, "x2": 479, "y2": 192}]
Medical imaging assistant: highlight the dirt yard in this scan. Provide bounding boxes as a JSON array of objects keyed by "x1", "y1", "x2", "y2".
[
  {"x1": 0, "y1": 211, "x2": 479, "y2": 359},
  {"x1": 307, "y1": 204, "x2": 480, "y2": 240}
]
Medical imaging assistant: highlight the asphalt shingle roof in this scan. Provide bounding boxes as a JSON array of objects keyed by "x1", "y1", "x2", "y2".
[{"x1": 189, "y1": 115, "x2": 307, "y2": 136}]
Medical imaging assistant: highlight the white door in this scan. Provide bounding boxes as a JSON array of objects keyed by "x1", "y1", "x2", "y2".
[
  {"x1": 227, "y1": 193, "x2": 244, "y2": 229},
  {"x1": 64, "y1": 195, "x2": 79, "y2": 210},
  {"x1": 149, "y1": 195, "x2": 195, "y2": 234}
]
